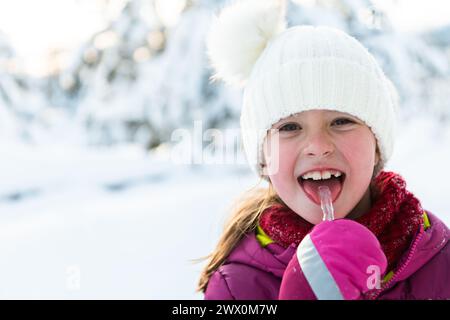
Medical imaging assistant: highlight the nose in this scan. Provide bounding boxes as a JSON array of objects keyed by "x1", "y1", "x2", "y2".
[{"x1": 302, "y1": 131, "x2": 335, "y2": 158}]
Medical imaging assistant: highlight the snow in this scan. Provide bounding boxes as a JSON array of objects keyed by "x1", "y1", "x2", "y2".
[
  {"x1": 387, "y1": 115, "x2": 450, "y2": 221},
  {"x1": 0, "y1": 143, "x2": 257, "y2": 299}
]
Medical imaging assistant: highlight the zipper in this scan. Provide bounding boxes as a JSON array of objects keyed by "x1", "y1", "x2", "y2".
[{"x1": 366, "y1": 224, "x2": 425, "y2": 300}]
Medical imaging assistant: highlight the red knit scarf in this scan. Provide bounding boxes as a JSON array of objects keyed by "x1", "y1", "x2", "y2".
[{"x1": 259, "y1": 171, "x2": 424, "y2": 272}]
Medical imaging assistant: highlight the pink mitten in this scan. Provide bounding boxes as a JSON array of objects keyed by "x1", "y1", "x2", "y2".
[{"x1": 279, "y1": 219, "x2": 387, "y2": 300}]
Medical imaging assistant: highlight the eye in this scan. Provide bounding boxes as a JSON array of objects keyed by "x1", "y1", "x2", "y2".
[
  {"x1": 332, "y1": 118, "x2": 354, "y2": 126},
  {"x1": 279, "y1": 123, "x2": 301, "y2": 132}
]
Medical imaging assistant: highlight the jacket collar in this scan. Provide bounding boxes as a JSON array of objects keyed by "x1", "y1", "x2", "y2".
[{"x1": 226, "y1": 211, "x2": 448, "y2": 285}]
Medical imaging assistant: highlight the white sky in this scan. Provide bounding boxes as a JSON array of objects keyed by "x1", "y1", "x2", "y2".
[
  {"x1": 0, "y1": 0, "x2": 126, "y2": 76},
  {"x1": 0, "y1": 0, "x2": 449, "y2": 76}
]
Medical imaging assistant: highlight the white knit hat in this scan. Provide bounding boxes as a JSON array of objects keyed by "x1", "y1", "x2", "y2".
[{"x1": 206, "y1": 0, "x2": 398, "y2": 178}]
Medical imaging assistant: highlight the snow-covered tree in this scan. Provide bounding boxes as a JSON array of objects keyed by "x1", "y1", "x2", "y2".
[
  {"x1": 0, "y1": 32, "x2": 47, "y2": 143},
  {"x1": 45, "y1": 0, "x2": 450, "y2": 150}
]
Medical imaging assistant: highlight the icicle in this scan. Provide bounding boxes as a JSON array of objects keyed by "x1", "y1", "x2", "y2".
[{"x1": 318, "y1": 186, "x2": 335, "y2": 221}]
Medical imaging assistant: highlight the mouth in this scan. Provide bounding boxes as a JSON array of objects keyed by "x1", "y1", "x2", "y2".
[{"x1": 297, "y1": 171, "x2": 346, "y2": 206}]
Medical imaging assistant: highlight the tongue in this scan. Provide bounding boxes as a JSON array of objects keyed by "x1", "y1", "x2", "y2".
[{"x1": 302, "y1": 177, "x2": 342, "y2": 204}]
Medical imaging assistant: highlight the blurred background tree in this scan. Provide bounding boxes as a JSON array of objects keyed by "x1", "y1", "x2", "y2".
[{"x1": 0, "y1": 0, "x2": 449, "y2": 150}]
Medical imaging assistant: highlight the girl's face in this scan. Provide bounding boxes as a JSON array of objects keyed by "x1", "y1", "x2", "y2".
[{"x1": 263, "y1": 110, "x2": 380, "y2": 225}]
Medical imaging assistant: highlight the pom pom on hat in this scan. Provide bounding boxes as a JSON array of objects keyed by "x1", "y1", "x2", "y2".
[{"x1": 206, "y1": 0, "x2": 287, "y2": 87}]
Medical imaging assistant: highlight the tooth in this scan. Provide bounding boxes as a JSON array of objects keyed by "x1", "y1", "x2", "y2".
[
  {"x1": 302, "y1": 172, "x2": 311, "y2": 179},
  {"x1": 302, "y1": 170, "x2": 343, "y2": 180},
  {"x1": 312, "y1": 171, "x2": 322, "y2": 180},
  {"x1": 321, "y1": 171, "x2": 331, "y2": 179}
]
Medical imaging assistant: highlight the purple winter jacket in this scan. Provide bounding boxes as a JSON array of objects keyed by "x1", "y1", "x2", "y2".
[{"x1": 204, "y1": 212, "x2": 450, "y2": 300}]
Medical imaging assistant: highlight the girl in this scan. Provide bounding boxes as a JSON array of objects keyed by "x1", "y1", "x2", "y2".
[{"x1": 198, "y1": 0, "x2": 450, "y2": 299}]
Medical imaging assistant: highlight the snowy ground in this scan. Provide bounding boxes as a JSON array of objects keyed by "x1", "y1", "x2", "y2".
[
  {"x1": 0, "y1": 114, "x2": 449, "y2": 299},
  {"x1": 0, "y1": 142, "x2": 258, "y2": 299}
]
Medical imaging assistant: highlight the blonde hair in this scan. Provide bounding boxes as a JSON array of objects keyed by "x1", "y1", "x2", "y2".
[{"x1": 196, "y1": 180, "x2": 284, "y2": 293}]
